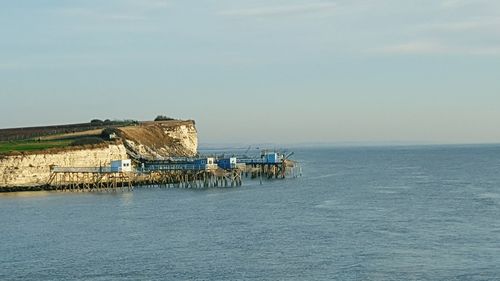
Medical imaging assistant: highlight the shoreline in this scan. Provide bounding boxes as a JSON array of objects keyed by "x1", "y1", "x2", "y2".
[{"x1": 0, "y1": 185, "x2": 57, "y2": 193}]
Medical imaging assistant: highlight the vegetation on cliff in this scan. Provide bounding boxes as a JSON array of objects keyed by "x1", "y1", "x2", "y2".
[
  {"x1": 0, "y1": 139, "x2": 74, "y2": 153},
  {"x1": 0, "y1": 119, "x2": 137, "y2": 142},
  {"x1": 154, "y1": 115, "x2": 176, "y2": 121},
  {"x1": 0, "y1": 118, "x2": 197, "y2": 157}
]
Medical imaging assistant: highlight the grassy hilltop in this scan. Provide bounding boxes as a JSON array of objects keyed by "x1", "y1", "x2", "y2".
[
  {"x1": 0, "y1": 139, "x2": 74, "y2": 153},
  {"x1": 0, "y1": 117, "x2": 178, "y2": 155}
]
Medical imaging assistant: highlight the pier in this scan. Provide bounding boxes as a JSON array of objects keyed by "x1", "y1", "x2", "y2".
[
  {"x1": 47, "y1": 152, "x2": 301, "y2": 192},
  {"x1": 47, "y1": 167, "x2": 134, "y2": 192}
]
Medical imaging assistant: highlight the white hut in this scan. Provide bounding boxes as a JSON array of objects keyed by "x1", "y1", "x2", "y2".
[{"x1": 110, "y1": 159, "x2": 132, "y2": 172}]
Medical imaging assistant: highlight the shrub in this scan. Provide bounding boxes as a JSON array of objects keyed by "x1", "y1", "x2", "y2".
[
  {"x1": 71, "y1": 137, "x2": 106, "y2": 146},
  {"x1": 154, "y1": 115, "x2": 175, "y2": 121},
  {"x1": 101, "y1": 128, "x2": 119, "y2": 140}
]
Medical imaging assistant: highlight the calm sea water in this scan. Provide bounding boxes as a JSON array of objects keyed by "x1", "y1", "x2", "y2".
[{"x1": 1, "y1": 145, "x2": 500, "y2": 280}]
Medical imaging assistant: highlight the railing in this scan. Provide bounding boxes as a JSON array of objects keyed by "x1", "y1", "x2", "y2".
[
  {"x1": 238, "y1": 159, "x2": 281, "y2": 164},
  {"x1": 50, "y1": 164, "x2": 221, "y2": 174},
  {"x1": 141, "y1": 164, "x2": 216, "y2": 172},
  {"x1": 50, "y1": 156, "x2": 285, "y2": 174},
  {"x1": 51, "y1": 167, "x2": 116, "y2": 173}
]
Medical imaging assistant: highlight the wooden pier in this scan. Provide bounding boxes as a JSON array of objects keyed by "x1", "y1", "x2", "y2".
[
  {"x1": 47, "y1": 167, "x2": 134, "y2": 192},
  {"x1": 46, "y1": 152, "x2": 301, "y2": 192},
  {"x1": 47, "y1": 166, "x2": 244, "y2": 192},
  {"x1": 134, "y1": 165, "x2": 243, "y2": 189},
  {"x1": 241, "y1": 160, "x2": 300, "y2": 180}
]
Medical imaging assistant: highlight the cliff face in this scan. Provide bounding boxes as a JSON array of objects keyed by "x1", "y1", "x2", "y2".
[
  {"x1": 0, "y1": 120, "x2": 199, "y2": 190},
  {"x1": 0, "y1": 144, "x2": 128, "y2": 189},
  {"x1": 117, "y1": 120, "x2": 198, "y2": 159}
]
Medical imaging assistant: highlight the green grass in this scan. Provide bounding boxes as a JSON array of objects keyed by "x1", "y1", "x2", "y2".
[{"x1": 0, "y1": 139, "x2": 74, "y2": 153}]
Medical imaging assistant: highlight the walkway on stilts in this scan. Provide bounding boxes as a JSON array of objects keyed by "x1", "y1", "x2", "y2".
[{"x1": 47, "y1": 152, "x2": 301, "y2": 192}]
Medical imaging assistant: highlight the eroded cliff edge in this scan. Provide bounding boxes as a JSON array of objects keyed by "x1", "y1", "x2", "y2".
[
  {"x1": 117, "y1": 120, "x2": 197, "y2": 160},
  {"x1": 0, "y1": 120, "x2": 198, "y2": 191}
]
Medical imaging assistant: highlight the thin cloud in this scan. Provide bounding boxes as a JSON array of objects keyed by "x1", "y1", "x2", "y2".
[
  {"x1": 219, "y1": 2, "x2": 337, "y2": 17},
  {"x1": 125, "y1": 0, "x2": 171, "y2": 10},
  {"x1": 441, "y1": 0, "x2": 472, "y2": 9},
  {"x1": 378, "y1": 42, "x2": 451, "y2": 55},
  {"x1": 377, "y1": 41, "x2": 500, "y2": 56},
  {"x1": 53, "y1": 7, "x2": 146, "y2": 21},
  {"x1": 439, "y1": 0, "x2": 500, "y2": 17},
  {"x1": 419, "y1": 17, "x2": 500, "y2": 32},
  {"x1": 468, "y1": 47, "x2": 500, "y2": 55},
  {"x1": 423, "y1": 21, "x2": 484, "y2": 32},
  {"x1": 50, "y1": 0, "x2": 173, "y2": 22}
]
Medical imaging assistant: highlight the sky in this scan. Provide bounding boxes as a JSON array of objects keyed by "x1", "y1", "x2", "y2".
[{"x1": 1, "y1": 0, "x2": 499, "y2": 144}]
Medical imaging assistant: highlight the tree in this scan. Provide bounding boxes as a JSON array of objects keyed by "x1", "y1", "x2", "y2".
[{"x1": 90, "y1": 119, "x2": 103, "y2": 125}]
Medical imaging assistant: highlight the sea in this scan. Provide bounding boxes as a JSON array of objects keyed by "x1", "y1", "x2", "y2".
[{"x1": 1, "y1": 145, "x2": 500, "y2": 280}]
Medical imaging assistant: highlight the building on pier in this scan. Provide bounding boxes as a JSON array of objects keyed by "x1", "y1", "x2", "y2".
[
  {"x1": 264, "y1": 152, "x2": 280, "y2": 164},
  {"x1": 194, "y1": 157, "x2": 218, "y2": 170},
  {"x1": 111, "y1": 159, "x2": 132, "y2": 172},
  {"x1": 217, "y1": 157, "x2": 237, "y2": 169},
  {"x1": 46, "y1": 151, "x2": 300, "y2": 191}
]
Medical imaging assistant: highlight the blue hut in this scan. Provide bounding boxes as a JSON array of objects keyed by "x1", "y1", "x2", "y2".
[
  {"x1": 264, "y1": 152, "x2": 280, "y2": 164},
  {"x1": 217, "y1": 157, "x2": 237, "y2": 169}
]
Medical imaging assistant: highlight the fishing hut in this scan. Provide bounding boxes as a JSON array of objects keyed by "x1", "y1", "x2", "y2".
[
  {"x1": 238, "y1": 151, "x2": 301, "y2": 180},
  {"x1": 111, "y1": 159, "x2": 132, "y2": 172},
  {"x1": 136, "y1": 157, "x2": 242, "y2": 189}
]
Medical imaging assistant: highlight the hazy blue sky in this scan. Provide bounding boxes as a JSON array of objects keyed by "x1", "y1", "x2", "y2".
[{"x1": 1, "y1": 0, "x2": 499, "y2": 144}]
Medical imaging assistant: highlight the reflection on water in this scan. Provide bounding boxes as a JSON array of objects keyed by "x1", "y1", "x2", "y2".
[
  {"x1": 119, "y1": 191, "x2": 134, "y2": 206},
  {"x1": 0, "y1": 190, "x2": 54, "y2": 199}
]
